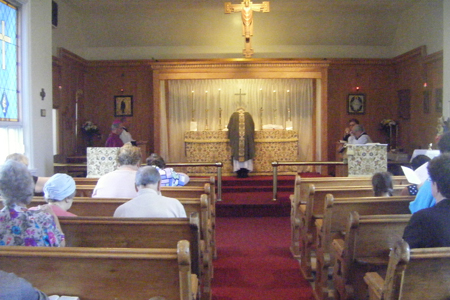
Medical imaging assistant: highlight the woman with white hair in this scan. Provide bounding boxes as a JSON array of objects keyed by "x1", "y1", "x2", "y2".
[
  {"x1": 5, "y1": 153, "x2": 50, "y2": 194},
  {"x1": 92, "y1": 143, "x2": 142, "y2": 198},
  {"x1": 29, "y1": 173, "x2": 77, "y2": 217},
  {"x1": 0, "y1": 160, "x2": 65, "y2": 247}
]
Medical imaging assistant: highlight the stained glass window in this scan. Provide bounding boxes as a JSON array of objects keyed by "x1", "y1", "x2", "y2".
[{"x1": 0, "y1": 0, "x2": 18, "y2": 122}]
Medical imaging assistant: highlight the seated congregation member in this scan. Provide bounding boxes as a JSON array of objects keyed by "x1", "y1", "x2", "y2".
[
  {"x1": 403, "y1": 153, "x2": 450, "y2": 248},
  {"x1": 0, "y1": 160, "x2": 65, "y2": 247},
  {"x1": 5, "y1": 153, "x2": 49, "y2": 194},
  {"x1": 347, "y1": 124, "x2": 372, "y2": 144},
  {"x1": 29, "y1": 174, "x2": 77, "y2": 217},
  {"x1": 146, "y1": 153, "x2": 190, "y2": 186},
  {"x1": 409, "y1": 131, "x2": 450, "y2": 213},
  {"x1": 113, "y1": 166, "x2": 187, "y2": 218},
  {"x1": 105, "y1": 119, "x2": 124, "y2": 147},
  {"x1": 0, "y1": 270, "x2": 49, "y2": 300},
  {"x1": 372, "y1": 171, "x2": 393, "y2": 197},
  {"x1": 92, "y1": 143, "x2": 141, "y2": 198},
  {"x1": 400, "y1": 154, "x2": 431, "y2": 196}
]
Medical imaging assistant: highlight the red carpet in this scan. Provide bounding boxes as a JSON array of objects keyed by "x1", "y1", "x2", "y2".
[{"x1": 211, "y1": 217, "x2": 313, "y2": 300}]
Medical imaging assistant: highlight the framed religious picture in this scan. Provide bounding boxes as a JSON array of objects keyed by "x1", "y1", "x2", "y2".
[
  {"x1": 348, "y1": 94, "x2": 365, "y2": 114},
  {"x1": 423, "y1": 90, "x2": 431, "y2": 114},
  {"x1": 435, "y1": 88, "x2": 443, "y2": 113},
  {"x1": 398, "y1": 89, "x2": 411, "y2": 119},
  {"x1": 114, "y1": 95, "x2": 133, "y2": 117}
]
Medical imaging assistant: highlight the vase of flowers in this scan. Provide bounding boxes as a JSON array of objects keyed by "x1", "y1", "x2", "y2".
[
  {"x1": 81, "y1": 121, "x2": 100, "y2": 147},
  {"x1": 379, "y1": 119, "x2": 398, "y2": 150}
]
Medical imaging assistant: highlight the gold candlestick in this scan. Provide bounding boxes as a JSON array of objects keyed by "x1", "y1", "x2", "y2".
[
  {"x1": 191, "y1": 90, "x2": 195, "y2": 121},
  {"x1": 205, "y1": 91, "x2": 209, "y2": 130},
  {"x1": 260, "y1": 107, "x2": 263, "y2": 130},
  {"x1": 219, "y1": 107, "x2": 222, "y2": 130}
]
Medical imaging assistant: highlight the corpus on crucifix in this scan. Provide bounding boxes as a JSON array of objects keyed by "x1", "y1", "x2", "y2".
[{"x1": 224, "y1": 0, "x2": 270, "y2": 58}]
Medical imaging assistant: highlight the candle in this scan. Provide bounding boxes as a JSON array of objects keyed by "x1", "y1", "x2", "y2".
[
  {"x1": 191, "y1": 90, "x2": 195, "y2": 121},
  {"x1": 287, "y1": 90, "x2": 291, "y2": 121}
]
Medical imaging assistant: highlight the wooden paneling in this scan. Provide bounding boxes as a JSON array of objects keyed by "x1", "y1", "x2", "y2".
[{"x1": 53, "y1": 47, "x2": 443, "y2": 162}]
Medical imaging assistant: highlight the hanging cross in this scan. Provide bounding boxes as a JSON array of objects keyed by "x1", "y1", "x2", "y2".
[
  {"x1": 0, "y1": 21, "x2": 12, "y2": 70},
  {"x1": 235, "y1": 89, "x2": 247, "y2": 107},
  {"x1": 225, "y1": 0, "x2": 270, "y2": 58}
]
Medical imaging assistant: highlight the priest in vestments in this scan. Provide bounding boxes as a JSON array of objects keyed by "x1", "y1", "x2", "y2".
[{"x1": 227, "y1": 107, "x2": 255, "y2": 178}]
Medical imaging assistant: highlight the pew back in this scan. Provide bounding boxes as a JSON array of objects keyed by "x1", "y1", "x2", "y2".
[
  {"x1": 332, "y1": 212, "x2": 411, "y2": 300},
  {"x1": 0, "y1": 241, "x2": 195, "y2": 300},
  {"x1": 365, "y1": 240, "x2": 450, "y2": 300}
]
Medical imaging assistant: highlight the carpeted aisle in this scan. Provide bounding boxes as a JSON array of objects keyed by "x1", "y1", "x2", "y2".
[{"x1": 211, "y1": 216, "x2": 314, "y2": 300}]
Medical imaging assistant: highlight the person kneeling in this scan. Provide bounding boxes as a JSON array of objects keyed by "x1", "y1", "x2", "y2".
[{"x1": 113, "y1": 166, "x2": 187, "y2": 218}]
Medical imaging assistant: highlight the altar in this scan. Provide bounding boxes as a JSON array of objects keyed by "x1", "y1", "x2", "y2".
[{"x1": 184, "y1": 130, "x2": 299, "y2": 174}]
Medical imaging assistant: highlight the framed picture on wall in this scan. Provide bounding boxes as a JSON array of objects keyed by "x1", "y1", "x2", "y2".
[
  {"x1": 114, "y1": 95, "x2": 133, "y2": 117},
  {"x1": 348, "y1": 94, "x2": 365, "y2": 114},
  {"x1": 423, "y1": 90, "x2": 430, "y2": 114},
  {"x1": 435, "y1": 88, "x2": 443, "y2": 113}
]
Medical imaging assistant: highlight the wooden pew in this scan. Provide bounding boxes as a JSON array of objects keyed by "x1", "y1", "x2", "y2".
[
  {"x1": 290, "y1": 175, "x2": 408, "y2": 259},
  {"x1": 59, "y1": 214, "x2": 211, "y2": 300},
  {"x1": 332, "y1": 212, "x2": 411, "y2": 300},
  {"x1": 0, "y1": 240, "x2": 197, "y2": 300},
  {"x1": 365, "y1": 239, "x2": 450, "y2": 300},
  {"x1": 21, "y1": 195, "x2": 214, "y2": 289},
  {"x1": 76, "y1": 181, "x2": 218, "y2": 260},
  {"x1": 313, "y1": 194, "x2": 413, "y2": 300},
  {"x1": 297, "y1": 183, "x2": 407, "y2": 280},
  {"x1": 73, "y1": 176, "x2": 215, "y2": 187}
]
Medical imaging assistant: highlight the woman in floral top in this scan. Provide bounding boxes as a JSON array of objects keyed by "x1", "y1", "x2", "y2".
[{"x1": 0, "y1": 160, "x2": 65, "y2": 247}]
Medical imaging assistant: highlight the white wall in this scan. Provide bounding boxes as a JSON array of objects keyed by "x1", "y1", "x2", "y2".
[
  {"x1": 51, "y1": 0, "x2": 87, "y2": 58},
  {"x1": 392, "y1": 1, "x2": 443, "y2": 56},
  {"x1": 21, "y1": 0, "x2": 54, "y2": 176}
]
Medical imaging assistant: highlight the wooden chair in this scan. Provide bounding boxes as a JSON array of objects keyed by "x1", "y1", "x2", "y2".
[
  {"x1": 313, "y1": 194, "x2": 413, "y2": 300},
  {"x1": 0, "y1": 240, "x2": 198, "y2": 300},
  {"x1": 365, "y1": 239, "x2": 450, "y2": 300},
  {"x1": 332, "y1": 212, "x2": 411, "y2": 300}
]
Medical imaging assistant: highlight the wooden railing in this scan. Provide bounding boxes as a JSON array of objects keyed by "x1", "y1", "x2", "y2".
[{"x1": 271, "y1": 161, "x2": 345, "y2": 201}]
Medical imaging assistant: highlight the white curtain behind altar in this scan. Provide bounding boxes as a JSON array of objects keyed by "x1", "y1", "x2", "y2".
[{"x1": 160, "y1": 78, "x2": 314, "y2": 165}]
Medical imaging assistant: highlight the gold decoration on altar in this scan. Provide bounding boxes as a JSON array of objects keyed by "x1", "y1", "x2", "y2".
[{"x1": 224, "y1": 0, "x2": 270, "y2": 58}]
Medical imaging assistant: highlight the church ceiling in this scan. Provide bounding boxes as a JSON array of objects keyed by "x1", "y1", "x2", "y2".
[{"x1": 63, "y1": 0, "x2": 434, "y2": 49}]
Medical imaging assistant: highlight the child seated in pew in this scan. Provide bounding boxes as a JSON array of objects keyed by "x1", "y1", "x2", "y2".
[
  {"x1": 0, "y1": 160, "x2": 65, "y2": 247},
  {"x1": 403, "y1": 153, "x2": 450, "y2": 248},
  {"x1": 371, "y1": 171, "x2": 393, "y2": 196},
  {"x1": 0, "y1": 270, "x2": 49, "y2": 300},
  {"x1": 30, "y1": 174, "x2": 77, "y2": 217},
  {"x1": 113, "y1": 166, "x2": 187, "y2": 218},
  {"x1": 146, "y1": 153, "x2": 190, "y2": 186}
]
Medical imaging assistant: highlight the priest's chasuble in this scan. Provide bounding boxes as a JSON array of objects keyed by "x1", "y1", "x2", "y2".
[{"x1": 227, "y1": 110, "x2": 255, "y2": 163}]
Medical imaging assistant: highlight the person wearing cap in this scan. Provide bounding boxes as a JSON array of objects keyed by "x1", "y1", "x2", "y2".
[
  {"x1": 113, "y1": 166, "x2": 187, "y2": 218},
  {"x1": 29, "y1": 173, "x2": 77, "y2": 217},
  {"x1": 105, "y1": 120, "x2": 124, "y2": 147},
  {"x1": 0, "y1": 160, "x2": 65, "y2": 247},
  {"x1": 93, "y1": 143, "x2": 142, "y2": 198}
]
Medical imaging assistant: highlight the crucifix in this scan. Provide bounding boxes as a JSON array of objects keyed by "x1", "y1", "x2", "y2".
[
  {"x1": 235, "y1": 89, "x2": 247, "y2": 107},
  {"x1": 225, "y1": 0, "x2": 270, "y2": 58},
  {"x1": 0, "y1": 21, "x2": 12, "y2": 70}
]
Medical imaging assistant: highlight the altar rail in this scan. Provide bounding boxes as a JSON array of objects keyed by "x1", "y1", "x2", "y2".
[{"x1": 271, "y1": 161, "x2": 346, "y2": 201}]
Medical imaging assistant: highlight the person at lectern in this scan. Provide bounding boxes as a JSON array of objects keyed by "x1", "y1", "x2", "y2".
[{"x1": 227, "y1": 107, "x2": 255, "y2": 178}]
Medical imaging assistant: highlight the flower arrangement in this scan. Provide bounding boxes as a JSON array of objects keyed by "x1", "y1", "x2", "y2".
[
  {"x1": 435, "y1": 116, "x2": 449, "y2": 143},
  {"x1": 81, "y1": 121, "x2": 100, "y2": 146}
]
